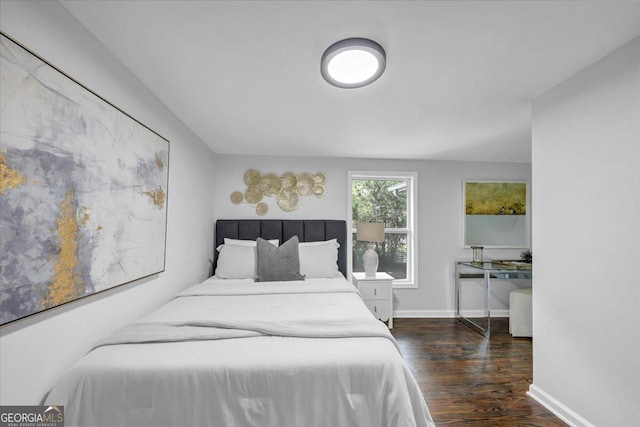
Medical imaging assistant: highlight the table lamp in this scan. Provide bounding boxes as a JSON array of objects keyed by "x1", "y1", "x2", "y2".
[{"x1": 356, "y1": 222, "x2": 385, "y2": 277}]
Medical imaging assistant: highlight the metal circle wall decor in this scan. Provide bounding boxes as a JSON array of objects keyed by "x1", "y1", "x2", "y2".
[
  {"x1": 230, "y1": 191, "x2": 244, "y2": 204},
  {"x1": 256, "y1": 202, "x2": 268, "y2": 216},
  {"x1": 244, "y1": 169, "x2": 262, "y2": 186},
  {"x1": 244, "y1": 185, "x2": 263, "y2": 204},
  {"x1": 259, "y1": 173, "x2": 282, "y2": 196},
  {"x1": 230, "y1": 169, "x2": 327, "y2": 215},
  {"x1": 280, "y1": 172, "x2": 296, "y2": 190},
  {"x1": 277, "y1": 190, "x2": 300, "y2": 212},
  {"x1": 295, "y1": 173, "x2": 315, "y2": 196}
]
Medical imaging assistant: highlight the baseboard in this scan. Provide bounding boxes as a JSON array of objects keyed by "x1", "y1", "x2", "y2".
[
  {"x1": 527, "y1": 384, "x2": 594, "y2": 427},
  {"x1": 394, "y1": 310, "x2": 453, "y2": 318},
  {"x1": 394, "y1": 309, "x2": 510, "y2": 318}
]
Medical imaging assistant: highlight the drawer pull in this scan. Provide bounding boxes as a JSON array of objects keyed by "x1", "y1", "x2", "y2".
[
  {"x1": 374, "y1": 305, "x2": 377, "y2": 313},
  {"x1": 374, "y1": 289, "x2": 377, "y2": 296}
]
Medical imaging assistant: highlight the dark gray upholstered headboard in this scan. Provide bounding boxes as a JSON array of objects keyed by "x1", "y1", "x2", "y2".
[{"x1": 213, "y1": 220, "x2": 347, "y2": 278}]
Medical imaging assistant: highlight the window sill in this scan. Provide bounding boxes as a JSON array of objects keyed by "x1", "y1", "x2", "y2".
[{"x1": 392, "y1": 281, "x2": 418, "y2": 289}]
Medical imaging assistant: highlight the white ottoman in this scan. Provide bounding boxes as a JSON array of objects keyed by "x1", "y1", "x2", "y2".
[{"x1": 509, "y1": 288, "x2": 532, "y2": 337}]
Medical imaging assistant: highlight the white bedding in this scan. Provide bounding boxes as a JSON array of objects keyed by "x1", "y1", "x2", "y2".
[{"x1": 43, "y1": 277, "x2": 435, "y2": 427}]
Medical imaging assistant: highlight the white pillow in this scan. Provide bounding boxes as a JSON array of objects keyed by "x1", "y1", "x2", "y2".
[
  {"x1": 216, "y1": 238, "x2": 278, "y2": 252},
  {"x1": 224, "y1": 238, "x2": 279, "y2": 247},
  {"x1": 298, "y1": 239, "x2": 342, "y2": 278},
  {"x1": 215, "y1": 239, "x2": 278, "y2": 279}
]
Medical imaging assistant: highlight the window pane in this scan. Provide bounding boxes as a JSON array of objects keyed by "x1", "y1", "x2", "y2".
[
  {"x1": 352, "y1": 179, "x2": 407, "y2": 228},
  {"x1": 352, "y1": 233, "x2": 407, "y2": 280}
]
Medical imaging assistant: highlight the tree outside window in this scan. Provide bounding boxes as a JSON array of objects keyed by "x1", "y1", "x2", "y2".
[{"x1": 351, "y1": 176, "x2": 414, "y2": 283}]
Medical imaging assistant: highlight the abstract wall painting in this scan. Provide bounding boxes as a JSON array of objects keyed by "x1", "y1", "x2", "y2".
[
  {"x1": 0, "y1": 33, "x2": 169, "y2": 325},
  {"x1": 463, "y1": 181, "x2": 529, "y2": 248}
]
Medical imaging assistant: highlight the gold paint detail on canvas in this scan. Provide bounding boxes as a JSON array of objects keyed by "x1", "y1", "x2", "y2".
[
  {"x1": 466, "y1": 182, "x2": 527, "y2": 215},
  {"x1": 42, "y1": 190, "x2": 83, "y2": 309},
  {"x1": 0, "y1": 151, "x2": 25, "y2": 195},
  {"x1": 142, "y1": 187, "x2": 165, "y2": 208},
  {"x1": 81, "y1": 207, "x2": 91, "y2": 226},
  {"x1": 155, "y1": 153, "x2": 164, "y2": 170}
]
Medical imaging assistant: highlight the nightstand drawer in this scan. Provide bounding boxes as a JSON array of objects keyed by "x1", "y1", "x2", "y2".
[
  {"x1": 359, "y1": 281, "x2": 390, "y2": 300},
  {"x1": 351, "y1": 272, "x2": 394, "y2": 329},
  {"x1": 363, "y1": 299, "x2": 390, "y2": 321}
]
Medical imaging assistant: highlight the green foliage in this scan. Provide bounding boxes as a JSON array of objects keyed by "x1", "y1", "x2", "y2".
[
  {"x1": 352, "y1": 179, "x2": 407, "y2": 228},
  {"x1": 520, "y1": 249, "x2": 533, "y2": 263},
  {"x1": 352, "y1": 179, "x2": 409, "y2": 279}
]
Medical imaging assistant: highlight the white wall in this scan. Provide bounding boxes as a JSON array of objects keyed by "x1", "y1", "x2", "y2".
[
  {"x1": 530, "y1": 37, "x2": 640, "y2": 426},
  {"x1": 0, "y1": 1, "x2": 217, "y2": 404},
  {"x1": 213, "y1": 154, "x2": 532, "y2": 316}
]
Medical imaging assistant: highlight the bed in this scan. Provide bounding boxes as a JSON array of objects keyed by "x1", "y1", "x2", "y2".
[{"x1": 43, "y1": 220, "x2": 435, "y2": 427}]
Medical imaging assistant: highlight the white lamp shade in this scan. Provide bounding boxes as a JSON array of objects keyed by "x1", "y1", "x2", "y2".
[{"x1": 356, "y1": 222, "x2": 385, "y2": 243}]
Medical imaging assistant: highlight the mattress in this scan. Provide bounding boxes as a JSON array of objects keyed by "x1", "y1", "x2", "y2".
[{"x1": 43, "y1": 277, "x2": 435, "y2": 427}]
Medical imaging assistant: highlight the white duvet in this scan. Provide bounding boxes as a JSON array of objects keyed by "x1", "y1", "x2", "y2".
[{"x1": 44, "y1": 277, "x2": 435, "y2": 427}]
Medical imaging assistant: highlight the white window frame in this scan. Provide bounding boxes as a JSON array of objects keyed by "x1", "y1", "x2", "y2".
[{"x1": 347, "y1": 171, "x2": 418, "y2": 289}]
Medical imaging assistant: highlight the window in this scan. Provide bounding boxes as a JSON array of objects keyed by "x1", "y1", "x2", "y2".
[{"x1": 348, "y1": 171, "x2": 417, "y2": 288}]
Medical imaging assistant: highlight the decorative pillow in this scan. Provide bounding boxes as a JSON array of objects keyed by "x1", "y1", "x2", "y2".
[
  {"x1": 215, "y1": 239, "x2": 278, "y2": 279},
  {"x1": 256, "y1": 236, "x2": 305, "y2": 282},
  {"x1": 298, "y1": 238, "x2": 342, "y2": 278}
]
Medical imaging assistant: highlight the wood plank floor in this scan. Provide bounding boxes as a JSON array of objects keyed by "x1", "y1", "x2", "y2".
[{"x1": 391, "y1": 318, "x2": 567, "y2": 426}]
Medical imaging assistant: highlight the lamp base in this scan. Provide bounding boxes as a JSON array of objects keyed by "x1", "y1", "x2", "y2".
[{"x1": 362, "y1": 244, "x2": 379, "y2": 278}]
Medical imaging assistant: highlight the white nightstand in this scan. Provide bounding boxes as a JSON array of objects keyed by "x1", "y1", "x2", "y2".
[{"x1": 352, "y1": 272, "x2": 394, "y2": 329}]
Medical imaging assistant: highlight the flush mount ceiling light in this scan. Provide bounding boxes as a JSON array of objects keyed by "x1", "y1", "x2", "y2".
[{"x1": 321, "y1": 38, "x2": 386, "y2": 89}]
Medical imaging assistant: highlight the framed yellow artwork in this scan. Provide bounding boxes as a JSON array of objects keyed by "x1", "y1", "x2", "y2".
[{"x1": 463, "y1": 181, "x2": 529, "y2": 248}]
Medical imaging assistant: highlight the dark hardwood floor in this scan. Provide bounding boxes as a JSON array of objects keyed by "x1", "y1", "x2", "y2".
[{"x1": 392, "y1": 318, "x2": 567, "y2": 427}]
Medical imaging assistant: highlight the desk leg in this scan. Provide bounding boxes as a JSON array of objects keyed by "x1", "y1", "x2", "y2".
[
  {"x1": 456, "y1": 262, "x2": 490, "y2": 339},
  {"x1": 484, "y1": 270, "x2": 491, "y2": 339},
  {"x1": 455, "y1": 262, "x2": 460, "y2": 320},
  {"x1": 389, "y1": 282, "x2": 393, "y2": 329}
]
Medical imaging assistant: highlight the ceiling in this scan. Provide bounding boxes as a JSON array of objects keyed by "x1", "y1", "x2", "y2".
[{"x1": 60, "y1": 1, "x2": 640, "y2": 163}]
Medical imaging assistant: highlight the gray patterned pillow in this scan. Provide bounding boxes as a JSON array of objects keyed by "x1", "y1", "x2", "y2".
[{"x1": 256, "y1": 236, "x2": 305, "y2": 282}]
